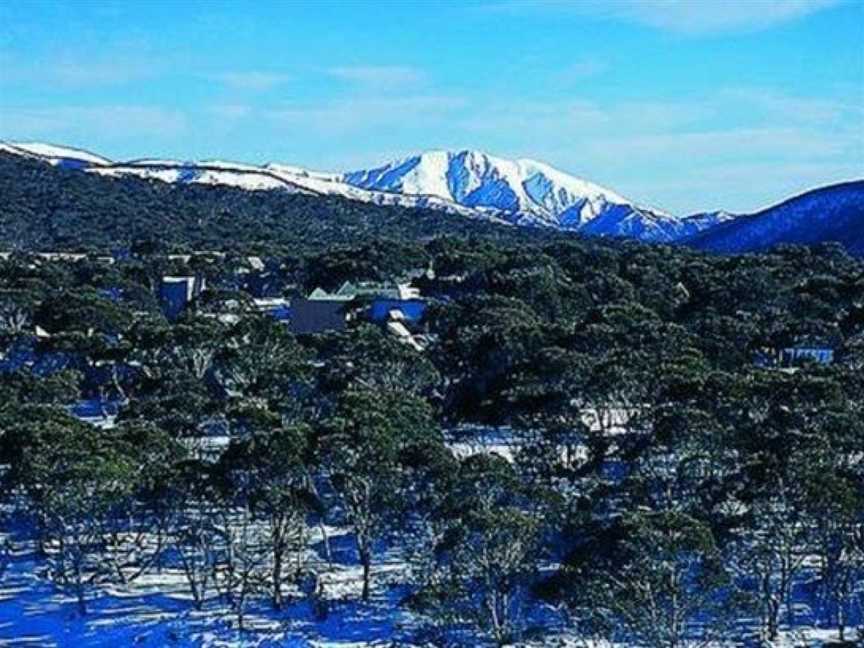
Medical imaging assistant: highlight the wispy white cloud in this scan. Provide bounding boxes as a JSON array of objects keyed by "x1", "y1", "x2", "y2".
[
  {"x1": 583, "y1": 126, "x2": 855, "y2": 163},
  {"x1": 50, "y1": 60, "x2": 156, "y2": 86},
  {"x1": 457, "y1": 96, "x2": 714, "y2": 138},
  {"x1": 0, "y1": 56, "x2": 158, "y2": 87},
  {"x1": 618, "y1": 0, "x2": 842, "y2": 34},
  {"x1": 0, "y1": 105, "x2": 187, "y2": 138},
  {"x1": 718, "y1": 87, "x2": 863, "y2": 125},
  {"x1": 266, "y1": 94, "x2": 465, "y2": 136},
  {"x1": 0, "y1": 34, "x2": 167, "y2": 87},
  {"x1": 206, "y1": 104, "x2": 253, "y2": 120},
  {"x1": 487, "y1": 0, "x2": 844, "y2": 35},
  {"x1": 328, "y1": 65, "x2": 424, "y2": 88},
  {"x1": 455, "y1": 88, "x2": 858, "y2": 146},
  {"x1": 213, "y1": 71, "x2": 293, "y2": 91},
  {"x1": 555, "y1": 59, "x2": 608, "y2": 83}
]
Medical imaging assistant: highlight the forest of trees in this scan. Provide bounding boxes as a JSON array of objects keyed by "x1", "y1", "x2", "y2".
[
  {"x1": 0, "y1": 153, "x2": 863, "y2": 645},
  {"x1": 0, "y1": 233, "x2": 861, "y2": 646}
]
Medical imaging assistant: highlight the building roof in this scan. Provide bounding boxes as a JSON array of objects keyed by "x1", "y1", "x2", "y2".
[{"x1": 307, "y1": 287, "x2": 354, "y2": 301}]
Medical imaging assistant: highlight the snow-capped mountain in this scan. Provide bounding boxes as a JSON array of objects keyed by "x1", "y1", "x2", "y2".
[
  {"x1": 343, "y1": 150, "x2": 657, "y2": 228},
  {"x1": 0, "y1": 141, "x2": 723, "y2": 241},
  {"x1": 686, "y1": 181, "x2": 864, "y2": 256}
]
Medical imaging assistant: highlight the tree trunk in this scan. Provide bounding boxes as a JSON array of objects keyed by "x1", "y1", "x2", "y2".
[
  {"x1": 272, "y1": 551, "x2": 283, "y2": 609},
  {"x1": 360, "y1": 549, "x2": 371, "y2": 602},
  {"x1": 77, "y1": 589, "x2": 87, "y2": 616},
  {"x1": 838, "y1": 600, "x2": 845, "y2": 641},
  {"x1": 319, "y1": 521, "x2": 333, "y2": 566},
  {"x1": 304, "y1": 470, "x2": 332, "y2": 566},
  {"x1": 236, "y1": 586, "x2": 247, "y2": 632},
  {"x1": 156, "y1": 524, "x2": 163, "y2": 574},
  {"x1": 767, "y1": 596, "x2": 780, "y2": 641},
  {"x1": 487, "y1": 593, "x2": 504, "y2": 646},
  {"x1": 761, "y1": 571, "x2": 780, "y2": 642},
  {"x1": 73, "y1": 556, "x2": 87, "y2": 616}
]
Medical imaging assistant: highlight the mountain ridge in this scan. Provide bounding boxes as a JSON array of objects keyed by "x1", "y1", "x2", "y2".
[
  {"x1": 2, "y1": 140, "x2": 861, "y2": 254},
  {"x1": 686, "y1": 180, "x2": 864, "y2": 256},
  {"x1": 0, "y1": 141, "x2": 720, "y2": 242}
]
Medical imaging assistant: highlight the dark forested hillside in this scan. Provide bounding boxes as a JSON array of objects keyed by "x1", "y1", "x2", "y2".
[
  {"x1": 3, "y1": 152, "x2": 862, "y2": 259},
  {"x1": 0, "y1": 152, "x2": 566, "y2": 253}
]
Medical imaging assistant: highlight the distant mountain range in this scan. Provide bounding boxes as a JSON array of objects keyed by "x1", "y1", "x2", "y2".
[
  {"x1": 1, "y1": 141, "x2": 861, "y2": 254},
  {"x1": 0, "y1": 142, "x2": 728, "y2": 242}
]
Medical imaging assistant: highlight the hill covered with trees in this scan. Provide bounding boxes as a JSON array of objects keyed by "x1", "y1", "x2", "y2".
[{"x1": 0, "y1": 152, "x2": 564, "y2": 254}]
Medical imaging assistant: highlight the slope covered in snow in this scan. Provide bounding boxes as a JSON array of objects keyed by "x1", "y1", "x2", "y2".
[
  {"x1": 343, "y1": 150, "x2": 643, "y2": 228},
  {"x1": 89, "y1": 157, "x2": 494, "y2": 219},
  {"x1": 0, "y1": 140, "x2": 728, "y2": 241},
  {"x1": 340, "y1": 149, "x2": 728, "y2": 241},
  {"x1": 674, "y1": 211, "x2": 737, "y2": 240},
  {"x1": 0, "y1": 142, "x2": 112, "y2": 168},
  {"x1": 91, "y1": 160, "x2": 315, "y2": 194}
]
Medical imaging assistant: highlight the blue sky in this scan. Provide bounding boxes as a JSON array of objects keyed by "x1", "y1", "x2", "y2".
[{"x1": 0, "y1": 0, "x2": 862, "y2": 214}]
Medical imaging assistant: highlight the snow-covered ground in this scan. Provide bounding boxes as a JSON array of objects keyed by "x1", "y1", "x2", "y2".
[
  {"x1": 1, "y1": 530, "x2": 852, "y2": 648},
  {"x1": 1, "y1": 423, "x2": 859, "y2": 647},
  {"x1": 0, "y1": 526, "x2": 422, "y2": 647},
  {"x1": 0, "y1": 142, "x2": 112, "y2": 167}
]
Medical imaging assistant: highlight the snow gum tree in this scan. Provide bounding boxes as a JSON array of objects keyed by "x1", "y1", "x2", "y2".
[
  {"x1": 217, "y1": 422, "x2": 318, "y2": 610},
  {"x1": 167, "y1": 460, "x2": 228, "y2": 611},
  {"x1": 796, "y1": 408, "x2": 864, "y2": 641},
  {"x1": 319, "y1": 388, "x2": 439, "y2": 601},
  {"x1": 570, "y1": 511, "x2": 740, "y2": 648},
  {"x1": 103, "y1": 420, "x2": 186, "y2": 583},
  {"x1": 10, "y1": 411, "x2": 137, "y2": 615},
  {"x1": 411, "y1": 454, "x2": 541, "y2": 646}
]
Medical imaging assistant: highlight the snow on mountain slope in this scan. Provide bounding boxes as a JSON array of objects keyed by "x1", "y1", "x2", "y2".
[
  {"x1": 266, "y1": 162, "x2": 340, "y2": 182},
  {"x1": 267, "y1": 161, "x2": 497, "y2": 217},
  {"x1": 575, "y1": 207, "x2": 736, "y2": 243},
  {"x1": 0, "y1": 141, "x2": 727, "y2": 241},
  {"x1": 686, "y1": 181, "x2": 864, "y2": 256},
  {"x1": 675, "y1": 211, "x2": 737, "y2": 239},
  {"x1": 579, "y1": 204, "x2": 685, "y2": 242},
  {"x1": 338, "y1": 149, "x2": 725, "y2": 240},
  {"x1": 89, "y1": 157, "x2": 495, "y2": 219},
  {"x1": 93, "y1": 164, "x2": 306, "y2": 192},
  {"x1": 0, "y1": 141, "x2": 112, "y2": 168},
  {"x1": 342, "y1": 149, "x2": 648, "y2": 229}
]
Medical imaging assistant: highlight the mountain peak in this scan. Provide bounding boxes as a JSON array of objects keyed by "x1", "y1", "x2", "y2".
[
  {"x1": 341, "y1": 148, "x2": 641, "y2": 229},
  {"x1": 0, "y1": 140, "x2": 728, "y2": 243}
]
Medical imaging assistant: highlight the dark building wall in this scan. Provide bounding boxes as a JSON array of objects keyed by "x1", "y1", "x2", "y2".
[
  {"x1": 159, "y1": 281, "x2": 191, "y2": 320},
  {"x1": 289, "y1": 298, "x2": 348, "y2": 334},
  {"x1": 159, "y1": 276, "x2": 205, "y2": 320}
]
